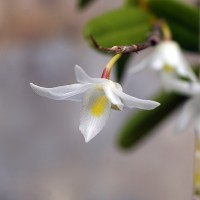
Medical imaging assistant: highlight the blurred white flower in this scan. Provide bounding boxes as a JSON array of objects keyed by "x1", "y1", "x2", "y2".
[
  {"x1": 162, "y1": 74, "x2": 200, "y2": 134},
  {"x1": 30, "y1": 65, "x2": 160, "y2": 142},
  {"x1": 129, "y1": 40, "x2": 197, "y2": 81}
]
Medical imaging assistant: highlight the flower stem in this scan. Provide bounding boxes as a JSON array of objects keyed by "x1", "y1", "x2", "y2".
[
  {"x1": 193, "y1": 132, "x2": 200, "y2": 199},
  {"x1": 101, "y1": 54, "x2": 122, "y2": 79},
  {"x1": 161, "y1": 21, "x2": 172, "y2": 41}
]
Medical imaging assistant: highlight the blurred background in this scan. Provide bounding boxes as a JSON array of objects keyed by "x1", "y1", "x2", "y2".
[{"x1": 0, "y1": 0, "x2": 198, "y2": 200}]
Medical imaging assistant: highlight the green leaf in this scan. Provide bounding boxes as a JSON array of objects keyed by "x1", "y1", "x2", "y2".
[
  {"x1": 78, "y1": 0, "x2": 96, "y2": 9},
  {"x1": 117, "y1": 91, "x2": 188, "y2": 150},
  {"x1": 147, "y1": 0, "x2": 199, "y2": 52},
  {"x1": 83, "y1": 7, "x2": 152, "y2": 47},
  {"x1": 167, "y1": 20, "x2": 199, "y2": 52},
  {"x1": 115, "y1": 54, "x2": 131, "y2": 82},
  {"x1": 91, "y1": 24, "x2": 151, "y2": 47},
  {"x1": 148, "y1": 0, "x2": 198, "y2": 32}
]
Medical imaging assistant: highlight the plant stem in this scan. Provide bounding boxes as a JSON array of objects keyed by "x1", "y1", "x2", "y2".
[
  {"x1": 160, "y1": 21, "x2": 172, "y2": 41},
  {"x1": 193, "y1": 132, "x2": 200, "y2": 199},
  {"x1": 101, "y1": 54, "x2": 122, "y2": 79},
  {"x1": 89, "y1": 20, "x2": 161, "y2": 55}
]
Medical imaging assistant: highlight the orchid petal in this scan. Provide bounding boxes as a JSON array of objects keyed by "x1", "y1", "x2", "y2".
[
  {"x1": 114, "y1": 89, "x2": 160, "y2": 110},
  {"x1": 161, "y1": 73, "x2": 200, "y2": 96},
  {"x1": 159, "y1": 41, "x2": 180, "y2": 64},
  {"x1": 75, "y1": 65, "x2": 94, "y2": 83},
  {"x1": 128, "y1": 55, "x2": 150, "y2": 75},
  {"x1": 175, "y1": 53, "x2": 197, "y2": 81},
  {"x1": 158, "y1": 41, "x2": 197, "y2": 81},
  {"x1": 102, "y1": 85, "x2": 123, "y2": 110},
  {"x1": 79, "y1": 88, "x2": 111, "y2": 142},
  {"x1": 152, "y1": 43, "x2": 177, "y2": 71},
  {"x1": 75, "y1": 65, "x2": 106, "y2": 84},
  {"x1": 30, "y1": 83, "x2": 92, "y2": 101},
  {"x1": 150, "y1": 56, "x2": 164, "y2": 70},
  {"x1": 177, "y1": 98, "x2": 198, "y2": 132}
]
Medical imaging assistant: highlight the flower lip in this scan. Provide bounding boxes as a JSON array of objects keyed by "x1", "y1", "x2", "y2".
[{"x1": 79, "y1": 87, "x2": 111, "y2": 143}]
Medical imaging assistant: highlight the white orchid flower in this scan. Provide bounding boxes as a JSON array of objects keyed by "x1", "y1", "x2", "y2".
[
  {"x1": 164, "y1": 75, "x2": 200, "y2": 196},
  {"x1": 129, "y1": 40, "x2": 197, "y2": 81},
  {"x1": 30, "y1": 64, "x2": 160, "y2": 143},
  {"x1": 161, "y1": 74, "x2": 200, "y2": 134}
]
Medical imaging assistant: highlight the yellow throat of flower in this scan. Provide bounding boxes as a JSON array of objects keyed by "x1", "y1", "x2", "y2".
[
  {"x1": 91, "y1": 96, "x2": 109, "y2": 117},
  {"x1": 163, "y1": 64, "x2": 174, "y2": 72}
]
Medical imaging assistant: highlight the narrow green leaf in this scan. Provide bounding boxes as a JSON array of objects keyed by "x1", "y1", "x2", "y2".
[{"x1": 117, "y1": 91, "x2": 188, "y2": 149}]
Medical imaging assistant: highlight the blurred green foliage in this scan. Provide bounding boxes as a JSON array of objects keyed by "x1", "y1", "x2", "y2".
[
  {"x1": 84, "y1": 7, "x2": 151, "y2": 47},
  {"x1": 147, "y1": 0, "x2": 199, "y2": 52},
  {"x1": 167, "y1": 20, "x2": 198, "y2": 52},
  {"x1": 125, "y1": 0, "x2": 199, "y2": 52},
  {"x1": 148, "y1": 0, "x2": 198, "y2": 32},
  {"x1": 117, "y1": 91, "x2": 188, "y2": 149}
]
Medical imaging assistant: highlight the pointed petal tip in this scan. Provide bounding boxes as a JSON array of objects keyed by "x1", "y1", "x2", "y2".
[
  {"x1": 75, "y1": 64, "x2": 81, "y2": 71},
  {"x1": 79, "y1": 125, "x2": 88, "y2": 142},
  {"x1": 74, "y1": 65, "x2": 82, "y2": 76},
  {"x1": 74, "y1": 64, "x2": 94, "y2": 84},
  {"x1": 84, "y1": 136, "x2": 91, "y2": 143},
  {"x1": 155, "y1": 102, "x2": 161, "y2": 107},
  {"x1": 154, "y1": 102, "x2": 160, "y2": 108},
  {"x1": 145, "y1": 101, "x2": 160, "y2": 110},
  {"x1": 118, "y1": 105, "x2": 124, "y2": 111},
  {"x1": 79, "y1": 121, "x2": 103, "y2": 143},
  {"x1": 29, "y1": 83, "x2": 47, "y2": 98},
  {"x1": 79, "y1": 128, "x2": 93, "y2": 143},
  {"x1": 148, "y1": 101, "x2": 160, "y2": 110},
  {"x1": 30, "y1": 83, "x2": 45, "y2": 95},
  {"x1": 30, "y1": 82, "x2": 39, "y2": 91}
]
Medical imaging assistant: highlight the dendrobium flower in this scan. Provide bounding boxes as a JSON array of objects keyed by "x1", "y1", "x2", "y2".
[
  {"x1": 30, "y1": 65, "x2": 160, "y2": 142},
  {"x1": 163, "y1": 75, "x2": 200, "y2": 196},
  {"x1": 162, "y1": 74, "x2": 200, "y2": 134},
  {"x1": 129, "y1": 40, "x2": 197, "y2": 81}
]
